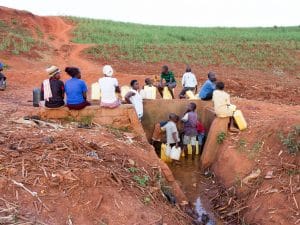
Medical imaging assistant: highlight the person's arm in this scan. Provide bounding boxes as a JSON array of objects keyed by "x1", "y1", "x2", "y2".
[
  {"x1": 114, "y1": 79, "x2": 121, "y2": 93},
  {"x1": 115, "y1": 86, "x2": 121, "y2": 93},
  {"x1": 81, "y1": 81, "x2": 88, "y2": 101},
  {"x1": 125, "y1": 91, "x2": 135, "y2": 104},
  {"x1": 194, "y1": 75, "x2": 198, "y2": 92},
  {"x1": 181, "y1": 113, "x2": 189, "y2": 122},
  {"x1": 61, "y1": 83, "x2": 65, "y2": 99},
  {"x1": 172, "y1": 132, "x2": 179, "y2": 147},
  {"x1": 181, "y1": 74, "x2": 185, "y2": 87},
  {"x1": 40, "y1": 83, "x2": 44, "y2": 101}
]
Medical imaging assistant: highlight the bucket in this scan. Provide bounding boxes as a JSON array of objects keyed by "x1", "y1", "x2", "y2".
[
  {"x1": 170, "y1": 146, "x2": 181, "y2": 160},
  {"x1": 33, "y1": 88, "x2": 41, "y2": 107}
]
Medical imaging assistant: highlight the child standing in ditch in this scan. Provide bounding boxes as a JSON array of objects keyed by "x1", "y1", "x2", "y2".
[
  {"x1": 162, "y1": 113, "x2": 180, "y2": 149},
  {"x1": 181, "y1": 102, "x2": 198, "y2": 160}
]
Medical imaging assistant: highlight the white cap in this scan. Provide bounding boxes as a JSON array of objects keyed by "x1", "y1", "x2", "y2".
[{"x1": 103, "y1": 65, "x2": 113, "y2": 77}]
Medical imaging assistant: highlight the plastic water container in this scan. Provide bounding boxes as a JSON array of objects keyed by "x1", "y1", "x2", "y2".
[
  {"x1": 186, "y1": 90, "x2": 198, "y2": 99},
  {"x1": 170, "y1": 146, "x2": 181, "y2": 160},
  {"x1": 187, "y1": 141, "x2": 200, "y2": 155},
  {"x1": 160, "y1": 144, "x2": 172, "y2": 162},
  {"x1": 142, "y1": 85, "x2": 156, "y2": 99},
  {"x1": 233, "y1": 110, "x2": 247, "y2": 131},
  {"x1": 163, "y1": 86, "x2": 173, "y2": 99},
  {"x1": 121, "y1": 85, "x2": 131, "y2": 101},
  {"x1": 91, "y1": 82, "x2": 101, "y2": 100},
  {"x1": 33, "y1": 88, "x2": 41, "y2": 107}
]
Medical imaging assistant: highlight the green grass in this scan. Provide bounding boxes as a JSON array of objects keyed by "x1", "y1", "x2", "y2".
[
  {"x1": 0, "y1": 19, "x2": 37, "y2": 54},
  {"x1": 280, "y1": 125, "x2": 300, "y2": 154},
  {"x1": 69, "y1": 17, "x2": 300, "y2": 72},
  {"x1": 217, "y1": 132, "x2": 226, "y2": 144}
]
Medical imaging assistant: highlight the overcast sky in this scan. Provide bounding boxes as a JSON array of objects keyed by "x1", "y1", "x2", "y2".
[{"x1": 0, "y1": 0, "x2": 299, "y2": 27}]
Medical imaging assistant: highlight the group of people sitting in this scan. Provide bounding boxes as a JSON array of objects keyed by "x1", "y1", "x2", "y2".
[{"x1": 40, "y1": 64, "x2": 235, "y2": 122}]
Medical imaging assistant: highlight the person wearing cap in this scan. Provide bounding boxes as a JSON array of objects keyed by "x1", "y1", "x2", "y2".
[
  {"x1": 0, "y1": 62, "x2": 7, "y2": 90},
  {"x1": 198, "y1": 72, "x2": 217, "y2": 101},
  {"x1": 40, "y1": 66, "x2": 65, "y2": 108},
  {"x1": 98, "y1": 65, "x2": 121, "y2": 108}
]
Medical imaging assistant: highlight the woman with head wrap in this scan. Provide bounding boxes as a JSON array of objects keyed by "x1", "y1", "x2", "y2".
[
  {"x1": 40, "y1": 66, "x2": 65, "y2": 108},
  {"x1": 98, "y1": 65, "x2": 121, "y2": 108}
]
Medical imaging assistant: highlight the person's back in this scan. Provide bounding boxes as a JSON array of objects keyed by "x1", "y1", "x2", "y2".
[
  {"x1": 65, "y1": 78, "x2": 86, "y2": 105},
  {"x1": 162, "y1": 120, "x2": 179, "y2": 145},
  {"x1": 199, "y1": 79, "x2": 215, "y2": 100},
  {"x1": 181, "y1": 103, "x2": 198, "y2": 159},
  {"x1": 40, "y1": 66, "x2": 64, "y2": 108},
  {"x1": 99, "y1": 77, "x2": 118, "y2": 103},
  {"x1": 199, "y1": 72, "x2": 217, "y2": 100},
  {"x1": 182, "y1": 72, "x2": 197, "y2": 88},
  {"x1": 183, "y1": 111, "x2": 198, "y2": 136},
  {"x1": 213, "y1": 90, "x2": 232, "y2": 117},
  {"x1": 212, "y1": 82, "x2": 236, "y2": 118},
  {"x1": 43, "y1": 79, "x2": 65, "y2": 108}
]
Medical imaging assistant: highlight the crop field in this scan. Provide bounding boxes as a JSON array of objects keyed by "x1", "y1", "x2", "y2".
[
  {"x1": 70, "y1": 17, "x2": 300, "y2": 73},
  {"x1": 0, "y1": 19, "x2": 41, "y2": 55}
]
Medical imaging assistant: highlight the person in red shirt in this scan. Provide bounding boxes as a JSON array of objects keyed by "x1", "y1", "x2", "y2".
[{"x1": 197, "y1": 121, "x2": 206, "y2": 154}]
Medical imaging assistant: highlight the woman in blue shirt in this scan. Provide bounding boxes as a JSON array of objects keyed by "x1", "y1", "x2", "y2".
[{"x1": 64, "y1": 67, "x2": 90, "y2": 110}]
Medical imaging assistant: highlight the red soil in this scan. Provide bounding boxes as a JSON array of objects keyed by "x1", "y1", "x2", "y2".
[{"x1": 0, "y1": 6, "x2": 299, "y2": 225}]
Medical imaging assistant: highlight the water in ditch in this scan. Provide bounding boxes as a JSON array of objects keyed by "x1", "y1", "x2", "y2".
[{"x1": 168, "y1": 156, "x2": 222, "y2": 225}]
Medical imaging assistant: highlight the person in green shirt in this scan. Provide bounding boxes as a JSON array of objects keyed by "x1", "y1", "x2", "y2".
[{"x1": 157, "y1": 65, "x2": 176, "y2": 99}]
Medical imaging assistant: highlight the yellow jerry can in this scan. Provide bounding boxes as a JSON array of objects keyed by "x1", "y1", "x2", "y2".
[
  {"x1": 160, "y1": 144, "x2": 172, "y2": 163},
  {"x1": 141, "y1": 85, "x2": 156, "y2": 99},
  {"x1": 163, "y1": 86, "x2": 173, "y2": 99},
  {"x1": 233, "y1": 110, "x2": 247, "y2": 131},
  {"x1": 91, "y1": 82, "x2": 101, "y2": 100},
  {"x1": 187, "y1": 141, "x2": 200, "y2": 155},
  {"x1": 186, "y1": 90, "x2": 198, "y2": 100},
  {"x1": 121, "y1": 85, "x2": 131, "y2": 101}
]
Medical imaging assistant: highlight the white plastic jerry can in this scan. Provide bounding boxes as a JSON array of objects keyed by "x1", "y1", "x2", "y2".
[
  {"x1": 91, "y1": 82, "x2": 101, "y2": 100},
  {"x1": 143, "y1": 85, "x2": 157, "y2": 99},
  {"x1": 121, "y1": 85, "x2": 131, "y2": 101}
]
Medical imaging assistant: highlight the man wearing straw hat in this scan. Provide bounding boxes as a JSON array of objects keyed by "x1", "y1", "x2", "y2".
[{"x1": 40, "y1": 65, "x2": 65, "y2": 108}]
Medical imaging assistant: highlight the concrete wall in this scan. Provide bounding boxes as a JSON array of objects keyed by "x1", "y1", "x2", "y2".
[
  {"x1": 142, "y1": 99, "x2": 215, "y2": 141},
  {"x1": 39, "y1": 105, "x2": 144, "y2": 134},
  {"x1": 39, "y1": 100, "x2": 228, "y2": 169}
]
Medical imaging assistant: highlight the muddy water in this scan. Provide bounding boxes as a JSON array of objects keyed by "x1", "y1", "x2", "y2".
[{"x1": 168, "y1": 156, "x2": 222, "y2": 225}]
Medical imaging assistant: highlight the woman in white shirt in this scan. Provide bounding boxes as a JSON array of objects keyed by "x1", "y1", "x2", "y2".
[
  {"x1": 179, "y1": 66, "x2": 198, "y2": 99},
  {"x1": 125, "y1": 80, "x2": 143, "y2": 120},
  {"x1": 212, "y1": 81, "x2": 236, "y2": 118},
  {"x1": 98, "y1": 65, "x2": 121, "y2": 108}
]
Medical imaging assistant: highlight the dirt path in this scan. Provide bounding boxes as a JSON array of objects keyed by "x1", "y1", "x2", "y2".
[{"x1": 43, "y1": 17, "x2": 98, "y2": 72}]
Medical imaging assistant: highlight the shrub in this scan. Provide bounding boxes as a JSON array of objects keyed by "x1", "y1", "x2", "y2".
[
  {"x1": 280, "y1": 125, "x2": 300, "y2": 154},
  {"x1": 217, "y1": 132, "x2": 226, "y2": 144}
]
